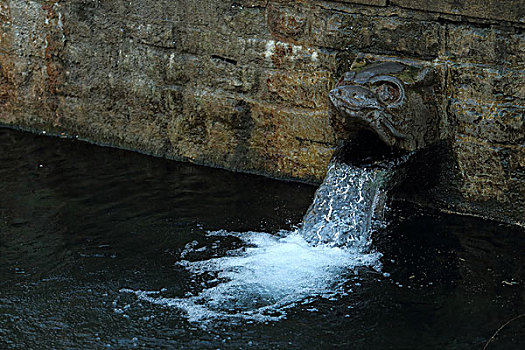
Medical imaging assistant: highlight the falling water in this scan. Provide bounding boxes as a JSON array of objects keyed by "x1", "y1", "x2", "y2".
[
  {"x1": 121, "y1": 155, "x2": 404, "y2": 326},
  {"x1": 299, "y1": 160, "x2": 394, "y2": 249}
]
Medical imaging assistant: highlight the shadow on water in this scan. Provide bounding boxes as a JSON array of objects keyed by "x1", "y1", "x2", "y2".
[{"x1": 0, "y1": 128, "x2": 523, "y2": 349}]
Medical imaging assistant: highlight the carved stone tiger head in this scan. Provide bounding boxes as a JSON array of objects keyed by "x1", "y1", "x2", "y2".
[{"x1": 329, "y1": 60, "x2": 440, "y2": 152}]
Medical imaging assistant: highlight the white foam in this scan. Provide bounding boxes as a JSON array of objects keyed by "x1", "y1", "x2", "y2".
[{"x1": 121, "y1": 230, "x2": 381, "y2": 326}]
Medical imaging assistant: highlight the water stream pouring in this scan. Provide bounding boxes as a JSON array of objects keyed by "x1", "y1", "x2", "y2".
[
  {"x1": 299, "y1": 160, "x2": 393, "y2": 249},
  {"x1": 121, "y1": 58, "x2": 436, "y2": 326},
  {"x1": 300, "y1": 130, "x2": 412, "y2": 249},
  {"x1": 121, "y1": 135, "x2": 411, "y2": 325}
]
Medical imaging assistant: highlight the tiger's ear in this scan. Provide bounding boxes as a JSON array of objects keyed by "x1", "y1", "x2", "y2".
[
  {"x1": 415, "y1": 67, "x2": 435, "y2": 86},
  {"x1": 335, "y1": 72, "x2": 357, "y2": 88}
]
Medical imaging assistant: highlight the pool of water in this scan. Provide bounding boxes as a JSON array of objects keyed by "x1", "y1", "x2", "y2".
[{"x1": 1, "y1": 128, "x2": 523, "y2": 349}]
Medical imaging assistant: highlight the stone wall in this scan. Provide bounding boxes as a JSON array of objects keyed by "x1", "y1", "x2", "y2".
[{"x1": 0, "y1": 0, "x2": 523, "y2": 225}]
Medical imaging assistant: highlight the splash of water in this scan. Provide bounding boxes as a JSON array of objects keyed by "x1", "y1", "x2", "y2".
[
  {"x1": 121, "y1": 232, "x2": 380, "y2": 325},
  {"x1": 120, "y1": 160, "x2": 398, "y2": 326}
]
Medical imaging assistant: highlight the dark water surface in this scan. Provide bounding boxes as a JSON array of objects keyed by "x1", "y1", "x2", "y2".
[{"x1": 1, "y1": 128, "x2": 523, "y2": 349}]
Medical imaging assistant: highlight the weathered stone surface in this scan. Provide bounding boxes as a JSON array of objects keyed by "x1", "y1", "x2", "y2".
[
  {"x1": 268, "y1": 1, "x2": 444, "y2": 59},
  {"x1": 0, "y1": 0, "x2": 524, "y2": 225},
  {"x1": 311, "y1": 10, "x2": 444, "y2": 58},
  {"x1": 340, "y1": 1, "x2": 388, "y2": 6},
  {"x1": 451, "y1": 100, "x2": 524, "y2": 145},
  {"x1": 391, "y1": 0, "x2": 525, "y2": 24},
  {"x1": 248, "y1": 102, "x2": 335, "y2": 180},
  {"x1": 265, "y1": 70, "x2": 333, "y2": 109},
  {"x1": 446, "y1": 25, "x2": 525, "y2": 66},
  {"x1": 454, "y1": 136, "x2": 511, "y2": 202},
  {"x1": 452, "y1": 135, "x2": 525, "y2": 223},
  {"x1": 448, "y1": 65, "x2": 525, "y2": 145},
  {"x1": 260, "y1": 39, "x2": 338, "y2": 72},
  {"x1": 448, "y1": 65, "x2": 525, "y2": 102}
]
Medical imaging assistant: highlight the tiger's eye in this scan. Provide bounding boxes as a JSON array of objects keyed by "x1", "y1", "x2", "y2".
[{"x1": 373, "y1": 82, "x2": 401, "y2": 105}]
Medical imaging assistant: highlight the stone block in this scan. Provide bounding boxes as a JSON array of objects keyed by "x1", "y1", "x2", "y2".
[
  {"x1": 125, "y1": 21, "x2": 177, "y2": 49},
  {"x1": 448, "y1": 64, "x2": 525, "y2": 100},
  {"x1": 250, "y1": 101, "x2": 335, "y2": 145},
  {"x1": 262, "y1": 39, "x2": 339, "y2": 72},
  {"x1": 267, "y1": 1, "x2": 308, "y2": 42},
  {"x1": 453, "y1": 135, "x2": 524, "y2": 207},
  {"x1": 308, "y1": 8, "x2": 444, "y2": 58},
  {"x1": 248, "y1": 101, "x2": 335, "y2": 181},
  {"x1": 220, "y1": 4, "x2": 268, "y2": 37},
  {"x1": 446, "y1": 25, "x2": 525, "y2": 66},
  {"x1": 448, "y1": 65, "x2": 525, "y2": 105},
  {"x1": 163, "y1": 88, "x2": 335, "y2": 181},
  {"x1": 167, "y1": 88, "x2": 247, "y2": 162},
  {"x1": 451, "y1": 99, "x2": 524, "y2": 145},
  {"x1": 200, "y1": 58, "x2": 260, "y2": 93},
  {"x1": 235, "y1": 0, "x2": 269, "y2": 7},
  {"x1": 391, "y1": 0, "x2": 525, "y2": 23},
  {"x1": 161, "y1": 52, "x2": 260, "y2": 93},
  {"x1": 264, "y1": 70, "x2": 333, "y2": 109},
  {"x1": 179, "y1": 27, "x2": 250, "y2": 62}
]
